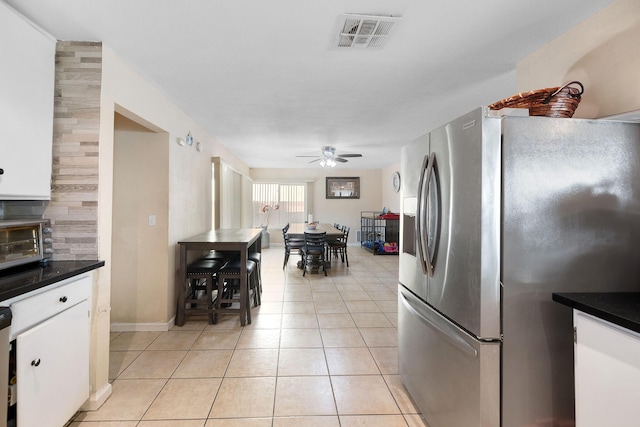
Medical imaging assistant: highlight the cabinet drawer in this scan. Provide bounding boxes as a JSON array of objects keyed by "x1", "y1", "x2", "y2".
[{"x1": 10, "y1": 275, "x2": 91, "y2": 338}]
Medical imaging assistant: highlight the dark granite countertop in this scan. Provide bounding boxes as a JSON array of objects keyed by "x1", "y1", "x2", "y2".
[
  {"x1": 552, "y1": 292, "x2": 640, "y2": 334},
  {"x1": 0, "y1": 260, "x2": 105, "y2": 302}
]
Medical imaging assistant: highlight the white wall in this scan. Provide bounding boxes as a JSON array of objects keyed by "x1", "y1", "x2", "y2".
[
  {"x1": 381, "y1": 162, "x2": 401, "y2": 214},
  {"x1": 111, "y1": 115, "x2": 169, "y2": 325},
  {"x1": 251, "y1": 167, "x2": 385, "y2": 244},
  {"x1": 100, "y1": 45, "x2": 251, "y2": 320},
  {"x1": 517, "y1": 0, "x2": 640, "y2": 118},
  {"x1": 215, "y1": 160, "x2": 254, "y2": 229},
  {"x1": 91, "y1": 45, "x2": 253, "y2": 407}
]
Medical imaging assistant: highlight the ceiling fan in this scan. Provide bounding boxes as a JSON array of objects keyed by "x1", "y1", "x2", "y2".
[{"x1": 296, "y1": 146, "x2": 363, "y2": 167}]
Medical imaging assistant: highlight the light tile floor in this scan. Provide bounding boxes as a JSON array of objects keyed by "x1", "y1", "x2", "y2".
[{"x1": 69, "y1": 246, "x2": 429, "y2": 427}]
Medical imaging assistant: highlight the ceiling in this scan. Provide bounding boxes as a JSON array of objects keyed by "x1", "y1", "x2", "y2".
[{"x1": 6, "y1": 0, "x2": 614, "y2": 169}]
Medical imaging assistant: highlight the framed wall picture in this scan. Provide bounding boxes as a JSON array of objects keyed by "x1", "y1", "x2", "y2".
[{"x1": 326, "y1": 177, "x2": 360, "y2": 199}]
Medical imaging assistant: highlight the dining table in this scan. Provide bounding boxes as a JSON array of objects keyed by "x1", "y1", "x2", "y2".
[
  {"x1": 175, "y1": 228, "x2": 262, "y2": 326},
  {"x1": 286, "y1": 223, "x2": 343, "y2": 271},
  {"x1": 285, "y1": 222, "x2": 343, "y2": 239}
]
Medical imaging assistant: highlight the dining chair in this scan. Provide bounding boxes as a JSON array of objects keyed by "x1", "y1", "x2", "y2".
[
  {"x1": 302, "y1": 231, "x2": 327, "y2": 276},
  {"x1": 282, "y1": 224, "x2": 304, "y2": 269},
  {"x1": 327, "y1": 225, "x2": 350, "y2": 267}
]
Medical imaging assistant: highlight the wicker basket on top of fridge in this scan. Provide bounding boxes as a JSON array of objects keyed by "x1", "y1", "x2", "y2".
[{"x1": 488, "y1": 81, "x2": 584, "y2": 118}]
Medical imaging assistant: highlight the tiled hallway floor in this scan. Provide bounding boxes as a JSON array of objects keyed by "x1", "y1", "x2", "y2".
[{"x1": 69, "y1": 246, "x2": 428, "y2": 427}]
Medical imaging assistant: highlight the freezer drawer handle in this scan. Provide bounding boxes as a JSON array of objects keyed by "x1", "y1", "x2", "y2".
[{"x1": 400, "y1": 292, "x2": 478, "y2": 358}]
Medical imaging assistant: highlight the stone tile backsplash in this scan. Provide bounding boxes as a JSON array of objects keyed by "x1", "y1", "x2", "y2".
[{"x1": 44, "y1": 41, "x2": 102, "y2": 261}]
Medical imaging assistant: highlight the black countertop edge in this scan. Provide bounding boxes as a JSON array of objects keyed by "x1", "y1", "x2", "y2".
[
  {"x1": 0, "y1": 260, "x2": 105, "y2": 302},
  {"x1": 553, "y1": 292, "x2": 640, "y2": 334}
]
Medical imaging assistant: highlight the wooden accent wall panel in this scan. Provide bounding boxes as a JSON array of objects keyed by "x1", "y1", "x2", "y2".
[{"x1": 45, "y1": 42, "x2": 102, "y2": 260}]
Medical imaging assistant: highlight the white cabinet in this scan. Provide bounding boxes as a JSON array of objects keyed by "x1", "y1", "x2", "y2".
[
  {"x1": 16, "y1": 300, "x2": 89, "y2": 427},
  {"x1": 574, "y1": 311, "x2": 640, "y2": 427},
  {"x1": 0, "y1": 2, "x2": 56, "y2": 200},
  {"x1": 9, "y1": 274, "x2": 91, "y2": 427}
]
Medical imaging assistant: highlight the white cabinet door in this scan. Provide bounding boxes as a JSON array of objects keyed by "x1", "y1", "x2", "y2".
[
  {"x1": 16, "y1": 300, "x2": 90, "y2": 427},
  {"x1": 574, "y1": 311, "x2": 640, "y2": 427},
  {"x1": 0, "y1": 3, "x2": 55, "y2": 200}
]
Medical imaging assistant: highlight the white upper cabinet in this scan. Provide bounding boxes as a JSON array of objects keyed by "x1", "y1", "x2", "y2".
[{"x1": 0, "y1": 3, "x2": 55, "y2": 200}]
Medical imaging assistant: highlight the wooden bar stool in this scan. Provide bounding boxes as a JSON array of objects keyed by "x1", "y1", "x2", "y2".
[
  {"x1": 249, "y1": 252, "x2": 262, "y2": 305},
  {"x1": 214, "y1": 259, "x2": 258, "y2": 325},
  {"x1": 200, "y1": 250, "x2": 234, "y2": 263},
  {"x1": 185, "y1": 259, "x2": 224, "y2": 323}
]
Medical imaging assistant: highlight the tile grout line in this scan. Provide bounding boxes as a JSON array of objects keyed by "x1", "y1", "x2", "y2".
[{"x1": 87, "y1": 247, "x2": 417, "y2": 426}]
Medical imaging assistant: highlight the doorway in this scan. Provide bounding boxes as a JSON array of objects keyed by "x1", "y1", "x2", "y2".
[{"x1": 111, "y1": 112, "x2": 169, "y2": 328}]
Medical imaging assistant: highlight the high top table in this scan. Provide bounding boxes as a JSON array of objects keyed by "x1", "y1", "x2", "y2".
[{"x1": 176, "y1": 228, "x2": 262, "y2": 326}]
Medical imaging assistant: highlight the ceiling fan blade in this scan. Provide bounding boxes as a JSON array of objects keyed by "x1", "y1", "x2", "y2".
[{"x1": 297, "y1": 148, "x2": 361, "y2": 165}]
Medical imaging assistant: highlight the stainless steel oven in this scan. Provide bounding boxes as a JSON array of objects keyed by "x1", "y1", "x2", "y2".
[{"x1": 0, "y1": 220, "x2": 53, "y2": 271}]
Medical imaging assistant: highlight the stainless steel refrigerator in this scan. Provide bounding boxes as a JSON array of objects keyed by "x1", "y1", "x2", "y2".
[{"x1": 398, "y1": 107, "x2": 640, "y2": 427}]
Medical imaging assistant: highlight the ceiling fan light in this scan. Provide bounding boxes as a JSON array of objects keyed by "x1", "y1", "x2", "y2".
[
  {"x1": 299, "y1": 145, "x2": 362, "y2": 167},
  {"x1": 322, "y1": 146, "x2": 336, "y2": 157}
]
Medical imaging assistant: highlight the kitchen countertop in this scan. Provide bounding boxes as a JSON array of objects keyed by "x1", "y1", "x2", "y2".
[
  {"x1": 0, "y1": 260, "x2": 105, "y2": 302},
  {"x1": 553, "y1": 292, "x2": 640, "y2": 334}
]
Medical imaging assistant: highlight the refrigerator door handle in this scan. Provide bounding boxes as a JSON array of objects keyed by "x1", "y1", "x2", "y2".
[
  {"x1": 416, "y1": 154, "x2": 430, "y2": 275},
  {"x1": 400, "y1": 291, "x2": 478, "y2": 358},
  {"x1": 416, "y1": 153, "x2": 436, "y2": 277}
]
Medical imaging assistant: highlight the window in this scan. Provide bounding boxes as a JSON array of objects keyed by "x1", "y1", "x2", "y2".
[{"x1": 253, "y1": 183, "x2": 306, "y2": 228}]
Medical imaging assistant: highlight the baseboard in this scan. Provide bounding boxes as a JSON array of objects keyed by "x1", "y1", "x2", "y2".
[
  {"x1": 82, "y1": 382, "x2": 112, "y2": 411},
  {"x1": 110, "y1": 317, "x2": 175, "y2": 332}
]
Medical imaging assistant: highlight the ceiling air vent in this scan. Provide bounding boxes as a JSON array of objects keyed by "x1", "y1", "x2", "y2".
[{"x1": 336, "y1": 14, "x2": 401, "y2": 49}]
